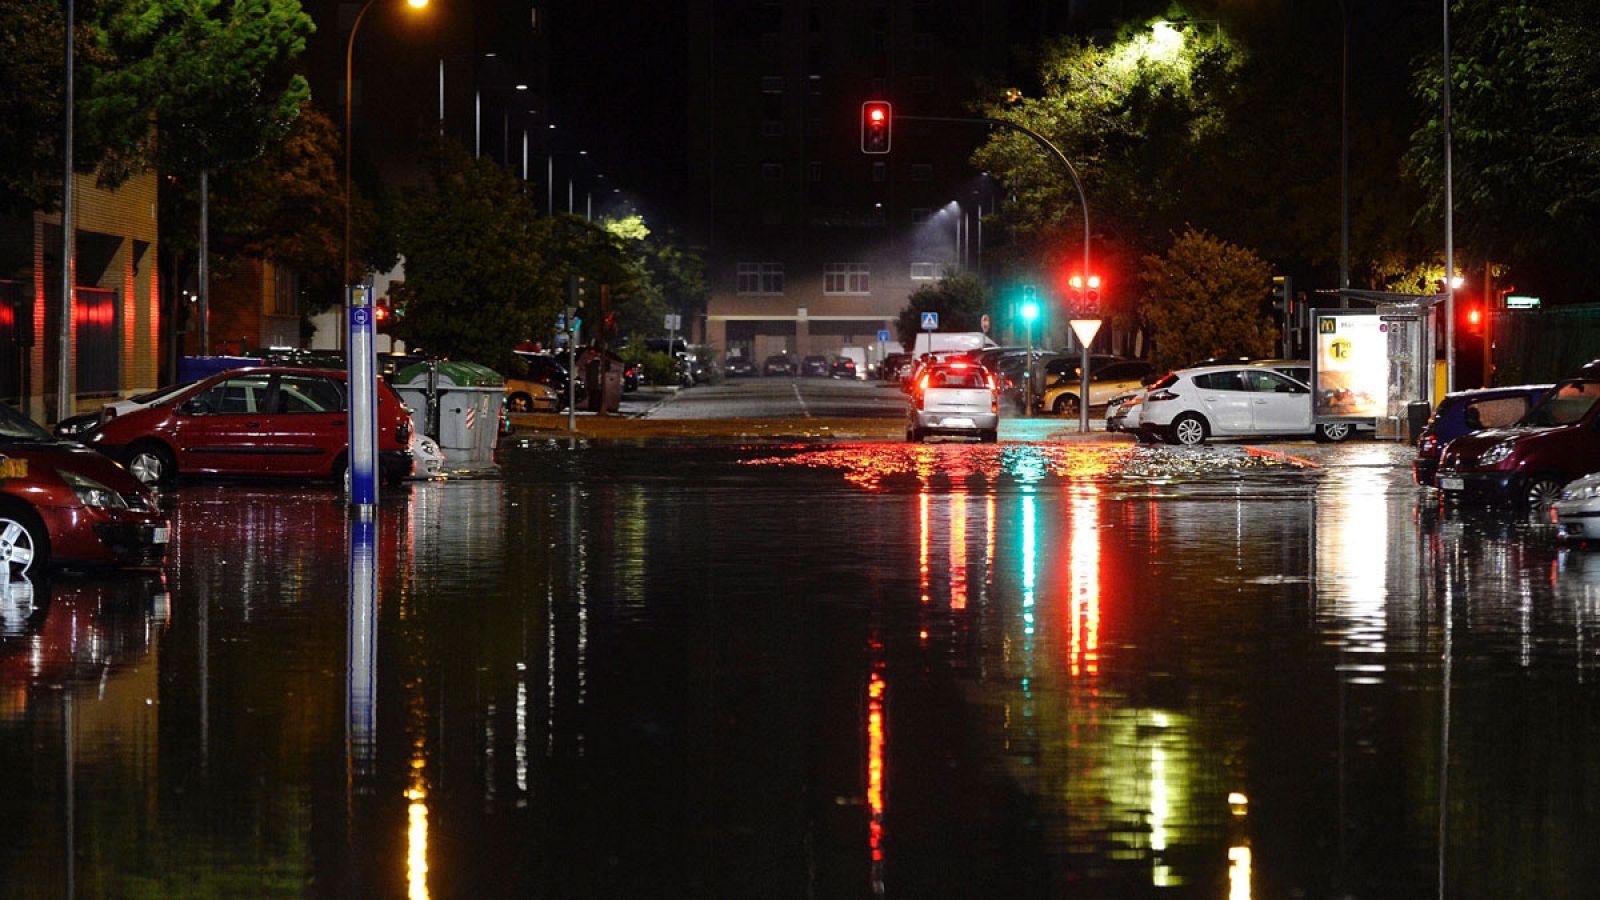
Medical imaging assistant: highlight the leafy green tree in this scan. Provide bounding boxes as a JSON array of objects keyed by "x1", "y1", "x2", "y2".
[
  {"x1": 1408, "y1": 0, "x2": 1600, "y2": 298},
  {"x1": 389, "y1": 143, "x2": 559, "y2": 373},
  {"x1": 1138, "y1": 228, "x2": 1273, "y2": 372},
  {"x1": 896, "y1": 272, "x2": 991, "y2": 349}
]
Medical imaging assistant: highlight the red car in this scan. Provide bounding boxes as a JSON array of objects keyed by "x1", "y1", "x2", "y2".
[
  {"x1": 1436, "y1": 377, "x2": 1600, "y2": 507},
  {"x1": 82, "y1": 367, "x2": 413, "y2": 487},
  {"x1": 0, "y1": 403, "x2": 167, "y2": 575}
]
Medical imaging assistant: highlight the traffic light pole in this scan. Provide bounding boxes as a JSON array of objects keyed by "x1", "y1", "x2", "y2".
[{"x1": 900, "y1": 114, "x2": 1092, "y2": 430}]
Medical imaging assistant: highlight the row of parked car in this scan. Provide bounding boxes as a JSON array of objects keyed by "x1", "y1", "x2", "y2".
[{"x1": 1412, "y1": 362, "x2": 1600, "y2": 535}]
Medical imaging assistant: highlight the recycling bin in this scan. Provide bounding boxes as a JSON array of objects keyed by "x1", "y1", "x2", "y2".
[{"x1": 395, "y1": 361, "x2": 505, "y2": 459}]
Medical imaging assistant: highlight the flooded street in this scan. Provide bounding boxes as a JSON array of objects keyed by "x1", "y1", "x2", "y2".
[{"x1": 3, "y1": 440, "x2": 1599, "y2": 897}]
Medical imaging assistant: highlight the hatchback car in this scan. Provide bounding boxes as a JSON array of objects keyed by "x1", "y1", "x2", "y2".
[
  {"x1": 830, "y1": 358, "x2": 858, "y2": 379},
  {"x1": 1436, "y1": 377, "x2": 1600, "y2": 508},
  {"x1": 725, "y1": 356, "x2": 756, "y2": 378},
  {"x1": 906, "y1": 361, "x2": 1000, "y2": 443},
  {"x1": 801, "y1": 355, "x2": 831, "y2": 377},
  {"x1": 763, "y1": 355, "x2": 796, "y2": 377},
  {"x1": 0, "y1": 403, "x2": 167, "y2": 575},
  {"x1": 1040, "y1": 360, "x2": 1153, "y2": 416},
  {"x1": 1413, "y1": 384, "x2": 1553, "y2": 487},
  {"x1": 81, "y1": 367, "x2": 413, "y2": 487},
  {"x1": 1138, "y1": 364, "x2": 1347, "y2": 445}
]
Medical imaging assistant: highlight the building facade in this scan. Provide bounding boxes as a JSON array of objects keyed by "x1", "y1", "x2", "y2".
[{"x1": 0, "y1": 171, "x2": 162, "y2": 422}]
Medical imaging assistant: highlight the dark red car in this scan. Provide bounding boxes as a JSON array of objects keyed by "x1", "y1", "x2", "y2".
[
  {"x1": 0, "y1": 403, "x2": 167, "y2": 575},
  {"x1": 1436, "y1": 377, "x2": 1600, "y2": 507},
  {"x1": 82, "y1": 367, "x2": 413, "y2": 487}
]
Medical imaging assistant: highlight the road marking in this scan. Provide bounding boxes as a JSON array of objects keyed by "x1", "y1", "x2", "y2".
[{"x1": 792, "y1": 383, "x2": 812, "y2": 418}]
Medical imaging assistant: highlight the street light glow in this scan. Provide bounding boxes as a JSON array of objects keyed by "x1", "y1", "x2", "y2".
[{"x1": 407, "y1": 0, "x2": 428, "y2": 8}]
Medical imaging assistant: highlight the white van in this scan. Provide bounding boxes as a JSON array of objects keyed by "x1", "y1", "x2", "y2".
[{"x1": 911, "y1": 331, "x2": 996, "y2": 358}]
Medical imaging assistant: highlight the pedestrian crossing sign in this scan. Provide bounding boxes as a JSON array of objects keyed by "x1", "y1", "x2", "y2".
[{"x1": 920, "y1": 312, "x2": 939, "y2": 330}]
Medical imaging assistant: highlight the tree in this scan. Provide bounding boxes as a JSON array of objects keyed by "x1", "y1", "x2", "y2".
[
  {"x1": 1138, "y1": 228, "x2": 1273, "y2": 372},
  {"x1": 160, "y1": 102, "x2": 360, "y2": 302},
  {"x1": 88, "y1": 0, "x2": 314, "y2": 345},
  {"x1": 1407, "y1": 0, "x2": 1600, "y2": 300},
  {"x1": 896, "y1": 272, "x2": 990, "y2": 349},
  {"x1": 389, "y1": 142, "x2": 558, "y2": 373}
]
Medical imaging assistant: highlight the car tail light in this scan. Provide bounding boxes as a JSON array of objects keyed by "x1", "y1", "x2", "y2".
[
  {"x1": 1147, "y1": 390, "x2": 1178, "y2": 403},
  {"x1": 1418, "y1": 433, "x2": 1438, "y2": 454}
]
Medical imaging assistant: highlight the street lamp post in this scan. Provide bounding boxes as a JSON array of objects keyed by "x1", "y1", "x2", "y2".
[
  {"x1": 343, "y1": 0, "x2": 427, "y2": 511},
  {"x1": 344, "y1": 0, "x2": 429, "y2": 327}
]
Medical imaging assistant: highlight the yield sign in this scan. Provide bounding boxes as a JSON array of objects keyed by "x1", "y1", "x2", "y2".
[{"x1": 1070, "y1": 318, "x2": 1103, "y2": 346}]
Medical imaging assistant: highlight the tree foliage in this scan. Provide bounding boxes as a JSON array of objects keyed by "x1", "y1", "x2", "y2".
[
  {"x1": 87, "y1": 0, "x2": 313, "y2": 178},
  {"x1": 896, "y1": 272, "x2": 991, "y2": 349},
  {"x1": 1139, "y1": 228, "x2": 1273, "y2": 372},
  {"x1": 389, "y1": 143, "x2": 558, "y2": 373},
  {"x1": 1408, "y1": 0, "x2": 1600, "y2": 297}
]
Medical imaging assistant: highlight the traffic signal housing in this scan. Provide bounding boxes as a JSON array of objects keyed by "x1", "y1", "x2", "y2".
[
  {"x1": 861, "y1": 101, "x2": 892, "y2": 154},
  {"x1": 1066, "y1": 274, "x2": 1102, "y2": 315}
]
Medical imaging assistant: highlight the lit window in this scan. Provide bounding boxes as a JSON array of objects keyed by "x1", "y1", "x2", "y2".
[{"x1": 910, "y1": 262, "x2": 944, "y2": 280}]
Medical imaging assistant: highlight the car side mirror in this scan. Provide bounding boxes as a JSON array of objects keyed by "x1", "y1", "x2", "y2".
[{"x1": 178, "y1": 398, "x2": 207, "y2": 416}]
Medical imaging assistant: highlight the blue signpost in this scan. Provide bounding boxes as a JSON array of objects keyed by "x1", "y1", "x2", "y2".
[{"x1": 347, "y1": 285, "x2": 378, "y2": 510}]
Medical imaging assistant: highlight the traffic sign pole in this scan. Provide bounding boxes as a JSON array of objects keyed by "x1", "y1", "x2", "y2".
[{"x1": 347, "y1": 285, "x2": 378, "y2": 511}]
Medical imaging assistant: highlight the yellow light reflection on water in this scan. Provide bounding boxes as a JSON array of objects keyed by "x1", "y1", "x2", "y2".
[
  {"x1": 1228, "y1": 845, "x2": 1252, "y2": 900},
  {"x1": 407, "y1": 776, "x2": 430, "y2": 900},
  {"x1": 866, "y1": 672, "x2": 887, "y2": 871},
  {"x1": 950, "y1": 493, "x2": 968, "y2": 610}
]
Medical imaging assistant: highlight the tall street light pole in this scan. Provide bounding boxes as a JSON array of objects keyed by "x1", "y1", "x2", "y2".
[
  {"x1": 345, "y1": 0, "x2": 429, "y2": 335},
  {"x1": 1442, "y1": 0, "x2": 1456, "y2": 396},
  {"x1": 58, "y1": 0, "x2": 75, "y2": 424}
]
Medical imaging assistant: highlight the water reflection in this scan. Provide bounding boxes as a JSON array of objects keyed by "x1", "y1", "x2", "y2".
[{"x1": 11, "y1": 444, "x2": 1600, "y2": 896}]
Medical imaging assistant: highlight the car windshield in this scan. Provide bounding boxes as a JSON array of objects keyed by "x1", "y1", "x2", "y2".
[
  {"x1": 1522, "y1": 381, "x2": 1600, "y2": 427},
  {"x1": 130, "y1": 381, "x2": 196, "y2": 404},
  {"x1": 0, "y1": 403, "x2": 53, "y2": 442}
]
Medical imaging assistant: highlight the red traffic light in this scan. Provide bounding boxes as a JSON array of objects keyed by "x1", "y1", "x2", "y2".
[
  {"x1": 374, "y1": 304, "x2": 390, "y2": 322},
  {"x1": 861, "y1": 101, "x2": 892, "y2": 154},
  {"x1": 1067, "y1": 274, "x2": 1103, "y2": 306}
]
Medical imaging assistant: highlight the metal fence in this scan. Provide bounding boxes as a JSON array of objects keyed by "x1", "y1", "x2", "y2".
[{"x1": 1491, "y1": 305, "x2": 1600, "y2": 386}]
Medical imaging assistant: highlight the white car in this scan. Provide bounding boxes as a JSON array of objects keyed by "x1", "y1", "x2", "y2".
[
  {"x1": 1138, "y1": 364, "x2": 1352, "y2": 445},
  {"x1": 411, "y1": 433, "x2": 446, "y2": 478},
  {"x1": 1554, "y1": 472, "x2": 1600, "y2": 539},
  {"x1": 906, "y1": 360, "x2": 1000, "y2": 443},
  {"x1": 1106, "y1": 390, "x2": 1152, "y2": 439}
]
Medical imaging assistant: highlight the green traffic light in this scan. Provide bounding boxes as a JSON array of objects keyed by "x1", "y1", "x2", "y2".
[{"x1": 1021, "y1": 300, "x2": 1040, "y2": 322}]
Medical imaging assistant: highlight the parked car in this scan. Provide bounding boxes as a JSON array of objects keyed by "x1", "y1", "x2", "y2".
[
  {"x1": 1436, "y1": 377, "x2": 1600, "y2": 508},
  {"x1": 880, "y1": 353, "x2": 910, "y2": 382},
  {"x1": 1138, "y1": 363, "x2": 1350, "y2": 445},
  {"x1": 906, "y1": 360, "x2": 1000, "y2": 443},
  {"x1": 79, "y1": 367, "x2": 413, "y2": 487},
  {"x1": 1105, "y1": 390, "x2": 1145, "y2": 434},
  {"x1": 0, "y1": 402, "x2": 168, "y2": 575},
  {"x1": 801, "y1": 355, "x2": 830, "y2": 377},
  {"x1": 622, "y1": 360, "x2": 643, "y2": 391},
  {"x1": 763, "y1": 354, "x2": 796, "y2": 377},
  {"x1": 514, "y1": 351, "x2": 574, "y2": 397},
  {"x1": 55, "y1": 381, "x2": 199, "y2": 439},
  {"x1": 1413, "y1": 384, "x2": 1553, "y2": 487},
  {"x1": 504, "y1": 375, "x2": 564, "y2": 413},
  {"x1": 725, "y1": 355, "x2": 756, "y2": 378},
  {"x1": 1039, "y1": 360, "x2": 1154, "y2": 416},
  {"x1": 830, "y1": 357, "x2": 858, "y2": 379}
]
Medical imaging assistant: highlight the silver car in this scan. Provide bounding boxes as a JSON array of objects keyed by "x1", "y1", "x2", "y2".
[{"x1": 907, "y1": 361, "x2": 1000, "y2": 443}]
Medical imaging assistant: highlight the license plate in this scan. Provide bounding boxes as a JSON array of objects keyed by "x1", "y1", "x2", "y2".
[
  {"x1": 941, "y1": 417, "x2": 975, "y2": 429},
  {"x1": 152, "y1": 526, "x2": 170, "y2": 544},
  {"x1": 1439, "y1": 476, "x2": 1464, "y2": 491}
]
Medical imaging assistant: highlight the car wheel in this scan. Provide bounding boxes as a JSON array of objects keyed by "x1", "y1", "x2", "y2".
[
  {"x1": 126, "y1": 441, "x2": 175, "y2": 487},
  {"x1": 0, "y1": 504, "x2": 48, "y2": 577},
  {"x1": 507, "y1": 392, "x2": 534, "y2": 413},
  {"x1": 980, "y1": 429, "x2": 998, "y2": 444},
  {"x1": 1525, "y1": 476, "x2": 1565, "y2": 509},
  {"x1": 1171, "y1": 413, "x2": 1208, "y2": 446},
  {"x1": 1052, "y1": 394, "x2": 1081, "y2": 417},
  {"x1": 906, "y1": 427, "x2": 922, "y2": 443},
  {"x1": 1315, "y1": 422, "x2": 1353, "y2": 443}
]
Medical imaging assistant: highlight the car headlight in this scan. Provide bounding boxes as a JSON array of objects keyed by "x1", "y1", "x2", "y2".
[
  {"x1": 1477, "y1": 441, "x2": 1516, "y2": 466},
  {"x1": 61, "y1": 471, "x2": 129, "y2": 509},
  {"x1": 1562, "y1": 482, "x2": 1600, "y2": 501}
]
